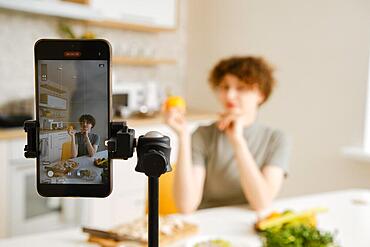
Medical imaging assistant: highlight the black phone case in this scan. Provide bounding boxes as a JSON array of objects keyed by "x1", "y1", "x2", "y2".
[{"x1": 34, "y1": 39, "x2": 112, "y2": 198}]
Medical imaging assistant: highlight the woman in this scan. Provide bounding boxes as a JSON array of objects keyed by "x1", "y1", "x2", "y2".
[
  {"x1": 164, "y1": 56, "x2": 291, "y2": 213},
  {"x1": 68, "y1": 114, "x2": 100, "y2": 158}
]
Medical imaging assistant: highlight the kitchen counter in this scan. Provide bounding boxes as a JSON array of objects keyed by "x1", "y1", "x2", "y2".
[
  {"x1": 0, "y1": 128, "x2": 26, "y2": 140},
  {"x1": 0, "y1": 110, "x2": 217, "y2": 140},
  {"x1": 0, "y1": 189, "x2": 368, "y2": 246},
  {"x1": 115, "y1": 109, "x2": 217, "y2": 127}
]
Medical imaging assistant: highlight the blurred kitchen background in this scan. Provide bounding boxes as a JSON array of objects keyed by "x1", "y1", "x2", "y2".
[{"x1": 0, "y1": 0, "x2": 369, "y2": 240}]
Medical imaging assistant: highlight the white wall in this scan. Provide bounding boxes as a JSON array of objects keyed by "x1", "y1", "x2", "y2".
[{"x1": 186, "y1": 0, "x2": 370, "y2": 197}]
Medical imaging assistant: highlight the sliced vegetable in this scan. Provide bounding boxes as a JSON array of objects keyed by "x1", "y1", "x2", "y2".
[
  {"x1": 194, "y1": 239, "x2": 232, "y2": 247},
  {"x1": 256, "y1": 207, "x2": 327, "y2": 231}
]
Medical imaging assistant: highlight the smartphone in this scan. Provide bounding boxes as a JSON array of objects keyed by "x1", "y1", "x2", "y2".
[{"x1": 35, "y1": 39, "x2": 112, "y2": 197}]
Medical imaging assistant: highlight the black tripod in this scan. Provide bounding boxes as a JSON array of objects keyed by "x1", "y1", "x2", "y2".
[{"x1": 107, "y1": 122, "x2": 172, "y2": 247}]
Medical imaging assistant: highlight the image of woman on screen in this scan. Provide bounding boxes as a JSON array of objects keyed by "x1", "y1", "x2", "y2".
[{"x1": 68, "y1": 114, "x2": 100, "y2": 158}]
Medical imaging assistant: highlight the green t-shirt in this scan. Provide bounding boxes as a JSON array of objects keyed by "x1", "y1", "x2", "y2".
[{"x1": 191, "y1": 122, "x2": 291, "y2": 209}]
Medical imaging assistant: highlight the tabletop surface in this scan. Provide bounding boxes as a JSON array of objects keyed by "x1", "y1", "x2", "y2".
[
  {"x1": 0, "y1": 189, "x2": 369, "y2": 247},
  {"x1": 40, "y1": 150, "x2": 108, "y2": 184}
]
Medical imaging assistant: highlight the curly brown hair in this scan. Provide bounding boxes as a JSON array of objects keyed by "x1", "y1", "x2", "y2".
[
  {"x1": 79, "y1": 114, "x2": 96, "y2": 128},
  {"x1": 209, "y1": 56, "x2": 276, "y2": 104}
]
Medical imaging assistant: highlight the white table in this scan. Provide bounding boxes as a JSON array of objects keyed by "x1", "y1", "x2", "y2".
[
  {"x1": 0, "y1": 189, "x2": 369, "y2": 247},
  {"x1": 40, "y1": 150, "x2": 109, "y2": 184}
]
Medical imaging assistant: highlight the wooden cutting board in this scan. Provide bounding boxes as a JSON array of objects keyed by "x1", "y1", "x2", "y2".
[{"x1": 86, "y1": 222, "x2": 198, "y2": 247}]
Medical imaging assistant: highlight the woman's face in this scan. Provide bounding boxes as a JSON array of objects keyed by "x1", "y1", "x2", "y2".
[
  {"x1": 217, "y1": 74, "x2": 264, "y2": 114},
  {"x1": 80, "y1": 120, "x2": 92, "y2": 133}
]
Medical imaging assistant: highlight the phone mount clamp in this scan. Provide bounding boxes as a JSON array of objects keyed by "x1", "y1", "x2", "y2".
[
  {"x1": 24, "y1": 120, "x2": 172, "y2": 247},
  {"x1": 24, "y1": 120, "x2": 39, "y2": 158}
]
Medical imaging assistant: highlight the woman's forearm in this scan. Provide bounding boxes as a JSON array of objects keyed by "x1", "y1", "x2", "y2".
[
  {"x1": 173, "y1": 133, "x2": 204, "y2": 213},
  {"x1": 71, "y1": 136, "x2": 77, "y2": 158},
  {"x1": 85, "y1": 138, "x2": 96, "y2": 157},
  {"x1": 233, "y1": 139, "x2": 277, "y2": 211}
]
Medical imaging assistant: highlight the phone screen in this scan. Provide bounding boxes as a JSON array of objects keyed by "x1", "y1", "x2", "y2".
[{"x1": 35, "y1": 40, "x2": 111, "y2": 197}]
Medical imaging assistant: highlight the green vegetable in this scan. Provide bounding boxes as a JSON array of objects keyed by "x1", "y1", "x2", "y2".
[
  {"x1": 260, "y1": 224, "x2": 338, "y2": 247},
  {"x1": 58, "y1": 22, "x2": 76, "y2": 39}
]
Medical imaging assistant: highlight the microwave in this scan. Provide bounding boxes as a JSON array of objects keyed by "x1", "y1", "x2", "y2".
[
  {"x1": 51, "y1": 121, "x2": 64, "y2": 130},
  {"x1": 113, "y1": 81, "x2": 163, "y2": 117}
]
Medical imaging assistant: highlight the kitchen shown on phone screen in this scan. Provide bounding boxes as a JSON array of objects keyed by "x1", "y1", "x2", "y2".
[{"x1": 38, "y1": 60, "x2": 108, "y2": 184}]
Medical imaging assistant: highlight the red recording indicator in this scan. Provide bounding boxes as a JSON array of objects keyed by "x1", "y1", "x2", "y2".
[{"x1": 64, "y1": 51, "x2": 81, "y2": 57}]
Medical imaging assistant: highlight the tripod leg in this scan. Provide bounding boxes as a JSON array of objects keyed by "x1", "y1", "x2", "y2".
[{"x1": 148, "y1": 176, "x2": 159, "y2": 247}]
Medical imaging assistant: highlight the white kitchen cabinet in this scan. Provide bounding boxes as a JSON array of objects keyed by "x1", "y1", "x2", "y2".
[
  {"x1": 81, "y1": 157, "x2": 147, "y2": 228},
  {"x1": 0, "y1": 134, "x2": 82, "y2": 238},
  {"x1": 111, "y1": 191, "x2": 146, "y2": 225},
  {"x1": 0, "y1": 137, "x2": 29, "y2": 237},
  {"x1": 0, "y1": 0, "x2": 178, "y2": 30},
  {"x1": 8, "y1": 138, "x2": 27, "y2": 161},
  {"x1": 49, "y1": 131, "x2": 70, "y2": 162},
  {"x1": 91, "y1": 0, "x2": 178, "y2": 29},
  {"x1": 0, "y1": 140, "x2": 9, "y2": 238},
  {"x1": 1, "y1": 138, "x2": 40, "y2": 236},
  {"x1": 82, "y1": 190, "x2": 146, "y2": 229},
  {"x1": 8, "y1": 159, "x2": 70, "y2": 236},
  {"x1": 113, "y1": 159, "x2": 146, "y2": 195},
  {"x1": 40, "y1": 130, "x2": 71, "y2": 163}
]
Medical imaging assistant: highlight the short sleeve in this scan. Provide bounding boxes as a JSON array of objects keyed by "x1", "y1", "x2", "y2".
[
  {"x1": 191, "y1": 127, "x2": 208, "y2": 167},
  {"x1": 263, "y1": 130, "x2": 291, "y2": 176},
  {"x1": 92, "y1": 134, "x2": 100, "y2": 147},
  {"x1": 74, "y1": 133, "x2": 80, "y2": 145}
]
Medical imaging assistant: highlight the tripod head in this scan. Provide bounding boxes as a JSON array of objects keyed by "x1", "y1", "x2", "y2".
[{"x1": 106, "y1": 122, "x2": 172, "y2": 177}]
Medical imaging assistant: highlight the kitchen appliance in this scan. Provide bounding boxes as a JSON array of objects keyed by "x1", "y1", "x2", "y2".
[
  {"x1": 40, "y1": 118, "x2": 64, "y2": 130},
  {"x1": 112, "y1": 81, "x2": 164, "y2": 117},
  {"x1": 113, "y1": 81, "x2": 145, "y2": 117},
  {"x1": 40, "y1": 117, "x2": 54, "y2": 130},
  {"x1": 144, "y1": 82, "x2": 164, "y2": 113},
  {"x1": 51, "y1": 121, "x2": 64, "y2": 130}
]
